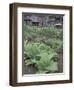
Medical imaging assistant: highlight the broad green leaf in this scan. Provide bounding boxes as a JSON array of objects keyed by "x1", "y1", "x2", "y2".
[{"x1": 46, "y1": 61, "x2": 58, "y2": 72}]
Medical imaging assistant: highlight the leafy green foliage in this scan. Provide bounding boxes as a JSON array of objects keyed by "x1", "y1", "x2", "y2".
[
  {"x1": 35, "y1": 52, "x2": 58, "y2": 73},
  {"x1": 24, "y1": 25, "x2": 63, "y2": 74},
  {"x1": 24, "y1": 41, "x2": 58, "y2": 73}
]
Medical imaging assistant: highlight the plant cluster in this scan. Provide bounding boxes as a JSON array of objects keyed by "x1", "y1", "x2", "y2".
[{"x1": 24, "y1": 25, "x2": 63, "y2": 74}]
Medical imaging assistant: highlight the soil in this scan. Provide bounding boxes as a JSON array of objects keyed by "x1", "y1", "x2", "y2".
[{"x1": 58, "y1": 54, "x2": 63, "y2": 72}]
